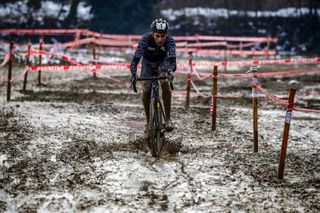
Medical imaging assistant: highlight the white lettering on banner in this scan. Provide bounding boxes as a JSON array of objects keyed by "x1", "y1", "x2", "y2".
[
  {"x1": 285, "y1": 112, "x2": 292, "y2": 124},
  {"x1": 177, "y1": 57, "x2": 319, "y2": 67},
  {"x1": 29, "y1": 64, "x2": 130, "y2": 72}
]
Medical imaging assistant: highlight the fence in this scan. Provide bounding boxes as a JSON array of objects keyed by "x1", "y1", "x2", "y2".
[
  {"x1": 0, "y1": 34, "x2": 319, "y2": 179},
  {"x1": 183, "y1": 55, "x2": 319, "y2": 179}
]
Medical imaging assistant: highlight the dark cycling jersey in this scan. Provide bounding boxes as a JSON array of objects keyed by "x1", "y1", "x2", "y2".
[{"x1": 130, "y1": 32, "x2": 176, "y2": 75}]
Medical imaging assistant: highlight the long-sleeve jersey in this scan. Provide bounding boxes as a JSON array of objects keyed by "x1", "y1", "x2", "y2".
[{"x1": 130, "y1": 32, "x2": 176, "y2": 75}]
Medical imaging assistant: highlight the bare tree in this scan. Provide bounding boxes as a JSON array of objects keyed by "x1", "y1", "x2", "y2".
[{"x1": 63, "y1": 0, "x2": 80, "y2": 28}]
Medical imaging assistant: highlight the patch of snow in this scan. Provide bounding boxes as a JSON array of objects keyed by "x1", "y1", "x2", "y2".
[
  {"x1": 0, "y1": 0, "x2": 93, "y2": 25},
  {"x1": 257, "y1": 29, "x2": 267, "y2": 34},
  {"x1": 77, "y1": 2, "x2": 93, "y2": 21},
  {"x1": 161, "y1": 7, "x2": 320, "y2": 20}
]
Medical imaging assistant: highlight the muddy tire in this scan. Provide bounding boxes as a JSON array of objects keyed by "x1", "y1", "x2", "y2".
[
  {"x1": 150, "y1": 102, "x2": 163, "y2": 157},
  {"x1": 149, "y1": 99, "x2": 156, "y2": 156}
]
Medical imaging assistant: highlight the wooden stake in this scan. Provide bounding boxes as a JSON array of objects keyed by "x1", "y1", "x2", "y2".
[
  {"x1": 7, "y1": 42, "x2": 13, "y2": 101},
  {"x1": 211, "y1": 66, "x2": 218, "y2": 131},
  {"x1": 224, "y1": 38, "x2": 227, "y2": 72},
  {"x1": 278, "y1": 88, "x2": 296, "y2": 179},
  {"x1": 252, "y1": 72, "x2": 258, "y2": 152},
  {"x1": 92, "y1": 42, "x2": 97, "y2": 79},
  {"x1": 23, "y1": 41, "x2": 31, "y2": 91},
  {"x1": 37, "y1": 37, "x2": 43, "y2": 86},
  {"x1": 185, "y1": 51, "x2": 192, "y2": 110}
]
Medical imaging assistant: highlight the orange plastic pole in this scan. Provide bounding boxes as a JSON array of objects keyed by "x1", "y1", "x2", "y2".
[{"x1": 278, "y1": 88, "x2": 296, "y2": 179}]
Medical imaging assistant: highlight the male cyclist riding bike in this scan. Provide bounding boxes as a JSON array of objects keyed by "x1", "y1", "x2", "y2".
[{"x1": 130, "y1": 18, "x2": 176, "y2": 139}]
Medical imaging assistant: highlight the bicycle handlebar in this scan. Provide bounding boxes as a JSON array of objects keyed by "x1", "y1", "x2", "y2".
[{"x1": 137, "y1": 76, "x2": 168, "y2": 81}]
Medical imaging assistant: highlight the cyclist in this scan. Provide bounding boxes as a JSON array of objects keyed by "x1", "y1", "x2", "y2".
[{"x1": 130, "y1": 18, "x2": 176, "y2": 139}]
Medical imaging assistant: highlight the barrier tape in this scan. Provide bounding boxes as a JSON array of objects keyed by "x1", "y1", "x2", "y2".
[
  {"x1": 28, "y1": 65, "x2": 320, "y2": 79},
  {"x1": 255, "y1": 84, "x2": 288, "y2": 106},
  {"x1": 178, "y1": 41, "x2": 228, "y2": 48},
  {"x1": 8, "y1": 67, "x2": 319, "y2": 113},
  {"x1": 83, "y1": 30, "x2": 142, "y2": 40},
  {"x1": 176, "y1": 69, "x2": 320, "y2": 80},
  {"x1": 0, "y1": 67, "x2": 29, "y2": 83},
  {"x1": 191, "y1": 67, "x2": 212, "y2": 81},
  {"x1": 0, "y1": 29, "x2": 277, "y2": 42},
  {"x1": 28, "y1": 64, "x2": 130, "y2": 72},
  {"x1": 175, "y1": 91, "x2": 289, "y2": 100},
  {"x1": 293, "y1": 107, "x2": 320, "y2": 113},
  {"x1": 227, "y1": 41, "x2": 260, "y2": 49},
  {"x1": 173, "y1": 35, "x2": 277, "y2": 42},
  {"x1": 180, "y1": 57, "x2": 319, "y2": 67},
  {"x1": 26, "y1": 57, "x2": 318, "y2": 72},
  {"x1": 190, "y1": 80, "x2": 211, "y2": 98},
  {"x1": 220, "y1": 70, "x2": 320, "y2": 78},
  {"x1": 255, "y1": 84, "x2": 320, "y2": 112},
  {"x1": 0, "y1": 53, "x2": 11, "y2": 82},
  {"x1": 176, "y1": 49, "x2": 277, "y2": 56},
  {"x1": 86, "y1": 69, "x2": 123, "y2": 84},
  {"x1": 0, "y1": 29, "x2": 83, "y2": 35},
  {"x1": 48, "y1": 37, "x2": 95, "y2": 48},
  {"x1": 50, "y1": 37, "x2": 137, "y2": 49},
  {"x1": 47, "y1": 39, "x2": 231, "y2": 49},
  {"x1": 28, "y1": 49, "x2": 81, "y2": 65},
  {"x1": 98, "y1": 47, "x2": 134, "y2": 52},
  {"x1": 24, "y1": 49, "x2": 127, "y2": 65},
  {"x1": 0, "y1": 53, "x2": 10, "y2": 69},
  {"x1": 38, "y1": 39, "x2": 273, "y2": 56},
  {"x1": 190, "y1": 80, "x2": 320, "y2": 113},
  {"x1": 189, "y1": 70, "x2": 320, "y2": 113},
  {"x1": 9, "y1": 68, "x2": 28, "y2": 83}
]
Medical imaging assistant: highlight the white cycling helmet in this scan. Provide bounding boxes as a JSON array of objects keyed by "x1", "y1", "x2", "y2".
[{"x1": 151, "y1": 18, "x2": 169, "y2": 34}]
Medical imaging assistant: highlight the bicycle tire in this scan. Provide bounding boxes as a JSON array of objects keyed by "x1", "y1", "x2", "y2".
[
  {"x1": 149, "y1": 98, "x2": 156, "y2": 155},
  {"x1": 155, "y1": 102, "x2": 163, "y2": 155},
  {"x1": 149, "y1": 98, "x2": 159, "y2": 157},
  {"x1": 150, "y1": 101, "x2": 163, "y2": 157}
]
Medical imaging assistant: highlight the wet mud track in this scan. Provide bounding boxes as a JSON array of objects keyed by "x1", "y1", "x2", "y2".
[{"x1": 0, "y1": 73, "x2": 320, "y2": 212}]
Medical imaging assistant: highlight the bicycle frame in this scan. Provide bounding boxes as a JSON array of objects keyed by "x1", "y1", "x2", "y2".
[{"x1": 150, "y1": 77, "x2": 166, "y2": 133}]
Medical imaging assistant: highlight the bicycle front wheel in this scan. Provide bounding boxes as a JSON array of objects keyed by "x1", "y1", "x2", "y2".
[{"x1": 150, "y1": 101, "x2": 163, "y2": 157}]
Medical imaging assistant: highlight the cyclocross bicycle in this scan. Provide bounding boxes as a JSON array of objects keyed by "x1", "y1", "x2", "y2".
[{"x1": 134, "y1": 75, "x2": 174, "y2": 157}]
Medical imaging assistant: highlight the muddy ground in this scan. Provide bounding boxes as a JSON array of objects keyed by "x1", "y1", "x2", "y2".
[{"x1": 0, "y1": 63, "x2": 320, "y2": 212}]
